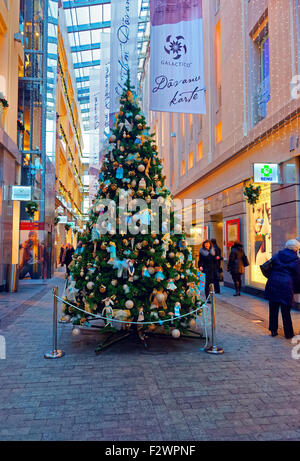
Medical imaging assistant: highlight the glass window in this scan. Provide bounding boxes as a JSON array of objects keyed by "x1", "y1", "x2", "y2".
[{"x1": 247, "y1": 183, "x2": 272, "y2": 289}]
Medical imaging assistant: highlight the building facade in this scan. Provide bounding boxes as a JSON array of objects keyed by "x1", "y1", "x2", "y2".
[
  {"x1": 17, "y1": 0, "x2": 84, "y2": 281},
  {"x1": 0, "y1": 0, "x2": 23, "y2": 290},
  {"x1": 142, "y1": 0, "x2": 300, "y2": 296}
]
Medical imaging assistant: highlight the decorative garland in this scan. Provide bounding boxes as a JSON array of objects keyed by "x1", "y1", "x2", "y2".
[
  {"x1": 17, "y1": 119, "x2": 25, "y2": 131},
  {"x1": 25, "y1": 201, "x2": 39, "y2": 221},
  {"x1": 243, "y1": 183, "x2": 261, "y2": 208},
  {"x1": 0, "y1": 97, "x2": 8, "y2": 109}
]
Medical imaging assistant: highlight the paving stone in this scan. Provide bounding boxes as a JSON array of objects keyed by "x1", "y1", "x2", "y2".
[{"x1": 0, "y1": 273, "x2": 300, "y2": 441}]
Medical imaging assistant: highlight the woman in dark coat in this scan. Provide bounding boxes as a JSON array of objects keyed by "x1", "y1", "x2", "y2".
[
  {"x1": 64, "y1": 244, "x2": 74, "y2": 276},
  {"x1": 211, "y1": 238, "x2": 222, "y2": 293},
  {"x1": 265, "y1": 239, "x2": 300, "y2": 339},
  {"x1": 227, "y1": 241, "x2": 248, "y2": 296},
  {"x1": 198, "y1": 240, "x2": 217, "y2": 301}
]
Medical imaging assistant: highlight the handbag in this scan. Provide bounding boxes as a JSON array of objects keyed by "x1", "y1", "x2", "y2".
[
  {"x1": 242, "y1": 254, "x2": 250, "y2": 267},
  {"x1": 260, "y1": 258, "x2": 273, "y2": 278}
]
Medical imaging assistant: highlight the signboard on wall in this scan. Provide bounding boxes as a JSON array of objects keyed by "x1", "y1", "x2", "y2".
[
  {"x1": 253, "y1": 163, "x2": 279, "y2": 183},
  {"x1": 12, "y1": 186, "x2": 32, "y2": 201}
]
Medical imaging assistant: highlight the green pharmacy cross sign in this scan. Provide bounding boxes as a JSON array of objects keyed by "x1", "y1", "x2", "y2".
[
  {"x1": 261, "y1": 165, "x2": 272, "y2": 178},
  {"x1": 253, "y1": 163, "x2": 279, "y2": 183}
]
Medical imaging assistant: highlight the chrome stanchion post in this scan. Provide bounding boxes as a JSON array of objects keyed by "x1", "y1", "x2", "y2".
[
  {"x1": 205, "y1": 283, "x2": 224, "y2": 355},
  {"x1": 44, "y1": 286, "x2": 65, "y2": 359}
]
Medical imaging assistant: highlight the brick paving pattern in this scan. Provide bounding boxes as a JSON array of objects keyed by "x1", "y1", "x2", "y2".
[{"x1": 0, "y1": 274, "x2": 300, "y2": 441}]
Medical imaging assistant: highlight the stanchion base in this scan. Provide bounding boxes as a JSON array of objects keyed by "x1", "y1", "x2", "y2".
[
  {"x1": 205, "y1": 346, "x2": 224, "y2": 355},
  {"x1": 44, "y1": 350, "x2": 65, "y2": 359}
]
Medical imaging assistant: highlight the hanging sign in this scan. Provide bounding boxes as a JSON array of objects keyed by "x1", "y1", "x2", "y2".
[
  {"x1": 110, "y1": 0, "x2": 139, "y2": 114},
  {"x1": 150, "y1": 0, "x2": 206, "y2": 114},
  {"x1": 253, "y1": 163, "x2": 280, "y2": 184}
]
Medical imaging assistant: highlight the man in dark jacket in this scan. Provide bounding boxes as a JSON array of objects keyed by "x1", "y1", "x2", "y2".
[
  {"x1": 227, "y1": 241, "x2": 248, "y2": 296},
  {"x1": 265, "y1": 239, "x2": 300, "y2": 339}
]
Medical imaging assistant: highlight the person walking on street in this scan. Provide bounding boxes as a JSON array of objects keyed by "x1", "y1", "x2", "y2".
[
  {"x1": 227, "y1": 241, "x2": 249, "y2": 296},
  {"x1": 198, "y1": 240, "x2": 217, "y2": 301},
  {"x1": 211, "y1": 238, "x2": 222, "y2": 293},
  {"x1": 265, "y1": 239, "x2": 300, "y2": 339},
  {"x1": 64, "y1": 243, "x2": 74, "y2": 277}
]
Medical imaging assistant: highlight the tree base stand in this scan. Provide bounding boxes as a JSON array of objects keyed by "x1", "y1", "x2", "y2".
[
  {"x1": 95, "y1": 328, "x2": 148, "y2": 355},
  {"x1": 205, "y1": 345, "x2": 224, "y2": 355}
]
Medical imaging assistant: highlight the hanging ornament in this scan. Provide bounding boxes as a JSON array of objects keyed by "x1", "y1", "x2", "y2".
[
  {"x1": 167, "y1": 279, "x2": 177, "y2": 291},
  {"x1": 125, "y1": 300, "x2": 134, "y2": 309},
  {"x1": 138, "y1": 164, "x2": 145, "y2": 172},
  {"x1": 99, "y1": 285, "x2": 106, "y2": 293},
  {"x1": 174, "y1": 302, "x2": 181, "y2": 317},
  {"x1": 172, "y1": 329, "x2": 180, "y2": 339},
  {"x1": 142, "y1": 266, "x2": 151, "y2": 277},
  {"x1": 86, "y1": 281, "x2": 94, "y2": 291},
  {"x1": 116, "y1": 164, "x2": 124, "y2": 179},
  {"x1": 155, "y1": 267, "x2": 165, "y2": 282},
  {"x1": 127, "y1": 259, "x2": 135, "y2": 282},
  {"x1": 123, "y1": 284, "x2": 130, "y2": 294},
  {"x1": 137, "y1": 307, "x2": 144, "y2": 322}
]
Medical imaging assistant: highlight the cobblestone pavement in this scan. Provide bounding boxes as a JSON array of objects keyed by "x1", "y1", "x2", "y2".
[{"x1": 0, "y1": 273, "x2": 300, "y2": 441}]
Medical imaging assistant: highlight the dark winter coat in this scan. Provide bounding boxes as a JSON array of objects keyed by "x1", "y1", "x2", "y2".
[
  {"x1": 265, "y1": 248, "x2": 300, "y2": 306},
  {"x1": 64, "y1": 248, "x2": 74, "y2": 267},
  {"x1": 227, "y1": 243, "x2": 247, "y2": 275},
  {"x1": 198, "y1": 248, "x2": 217, "y2": 281}
]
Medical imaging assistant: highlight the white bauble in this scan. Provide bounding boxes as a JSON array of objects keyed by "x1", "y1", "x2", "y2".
[
  {"x1": 111, "y1": 279, "x2": 117, "y2": 286},
  {"x1": 123, "y1": 284, "x2": 129, "y2": 293},
  {"x1": 86, "y1": 281, "x2": 94, "y2": 290},
  {"x1": 125, "y1": 300, "x2": 134, "y2": 309},
  {"x1": 150, "y1": 248, "x2": 155, "y2": 254},
  {"x1": 172, "y1": 329, "x2": 180, "y2": 339},
  {"x1": 138, "y1": 164, "x2": 145, "y2": 172},
  {"x1": 72, "y1": 328, "x2": 81, "y2": 336}
]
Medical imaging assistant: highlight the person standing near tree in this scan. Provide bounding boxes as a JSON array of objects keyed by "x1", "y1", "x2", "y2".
[
  {"x1": 264, "y1": 239, "x2": 300, "y2": 339},
  {"x1": 227, "y1": 241, "x2": 249, "y2": 296},
  {"x1": 64, "y1": 243, "x2": 74, "y2": 277},
  {"x1": 211, "y1": 238, "x2": 222, "y2": 294},
  {"x1": 198, "y1": 240, "x2": 217, "y2": 301}
]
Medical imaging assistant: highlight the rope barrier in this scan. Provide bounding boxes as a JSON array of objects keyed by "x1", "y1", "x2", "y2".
[{"x1": 57, "y1": 294, "x2": 208, "y2": 326}]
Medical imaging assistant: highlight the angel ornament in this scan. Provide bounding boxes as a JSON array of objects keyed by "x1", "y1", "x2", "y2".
[
  {"x1": 91, "y1": 223, "x2": 100, "y2": 257},
  {"x1": 167, "y1": 279, "x2": 177, "y2": 291},
  {"x1": 127, "y1": 259, "x2": 135, "y2": 282},
  {"x1": 174, "y1": 302, "x2": 181, "y2": 318},
  {"x1": 102, "y1": 297, "x2": 114, "y2": 325}
]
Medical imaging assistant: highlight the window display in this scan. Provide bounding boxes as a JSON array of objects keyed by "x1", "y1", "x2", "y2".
[{"x1": 247, "y1": 183, "x2": 272, "y2": 288}]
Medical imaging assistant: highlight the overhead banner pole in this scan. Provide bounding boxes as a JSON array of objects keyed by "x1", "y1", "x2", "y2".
[
  {"x1": 109, "y1": 0, "x2": 139, "y2": 116},
  {"x1": 150, "y1": 0, "x2": 206, "y2": 114}
]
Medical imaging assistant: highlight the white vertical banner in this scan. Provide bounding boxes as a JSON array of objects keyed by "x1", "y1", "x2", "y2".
[
  {"x1": 150, "y1": 0, "x2": 206, "y2": 114},
  {"x1": 110, "y1": 0, "x2": 139, "y2": 114},
  {"x1": 99, "y1": 31, "x2": 111, "y2": 157},
  {"x1": 89, "y1": 67, "x2": 101, "y2": 204}
]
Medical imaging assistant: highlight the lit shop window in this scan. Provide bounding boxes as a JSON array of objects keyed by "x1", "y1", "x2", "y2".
[
  {"x1": 215, "y1": 121, "x2": 222, "y2": 144},
  {"x1": 247, "y1": 183, "x2": 272, "y2": 289},
  {"x1": 181, "y1": 114, "x2": 185, "y2": 138},
  {"x1": 181, "y1": 160, "x2": 186, "y2": 176},
  {"x1": 188, "y1": 152, "x2": 194, "y2": 170},
  {"x1": 197, "y1": 142, "x2": 203, "y2": 161}
]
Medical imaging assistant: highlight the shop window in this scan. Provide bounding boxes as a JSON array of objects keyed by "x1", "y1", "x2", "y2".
[
  {"x1": 250, "y1": 14, "x2": 270, "y2": 125},
  {"x1": 188, "y1": 152, "x2": 194, "y2": 170},
  {"x1": 247, "y1": 183, "x2": 272, "y2": 289},
  {"x1": 181, "y1": 160, "x2": 186, "y2": 176},
  {"x1": 215, "y1": 121, "x2": 222, "y2": 144},
  {"x1": 197, "y1": 142, "x2": 203, "y2": 161},
  {"x1": 181, "y1": 114, "x2": 185, "y2": 138}
]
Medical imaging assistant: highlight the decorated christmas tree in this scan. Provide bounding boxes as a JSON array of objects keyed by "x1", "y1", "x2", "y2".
[{"x1": 62, "y1": 76, "x2": 202, "y2": 343}]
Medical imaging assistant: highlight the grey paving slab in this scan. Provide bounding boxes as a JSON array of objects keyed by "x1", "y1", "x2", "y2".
[{"x1": 0, "y1": 272, "x2": 300, "y2": 441}]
